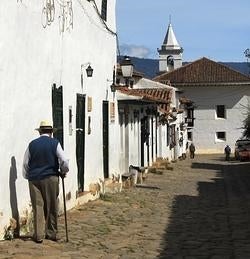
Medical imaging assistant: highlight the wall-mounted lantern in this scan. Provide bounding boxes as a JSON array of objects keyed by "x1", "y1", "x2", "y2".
[
  {"x1": 85, "y1": 64, "x2": 93, "y2": 77},
  {"x1": 120, "y1": 56, "x2": 134, "y2": 86},
  {"x1": 81, "y1": 63, "x2": 93, "y2": 78},
  {"x1": 81, "y1": 63, "x2": 93, "y2": 89},
  {"x1": 110, "y1": 84, "x2": 116, "y2": 93},
  {"x1": 120, "y1": 56, "x2": 133, "y2": 77},
  {"x1": 110, "y1": 65, "x2": 116, "y2": 92}
]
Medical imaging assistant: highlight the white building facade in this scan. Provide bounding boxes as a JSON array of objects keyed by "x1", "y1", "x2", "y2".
[
  {"x1": 188, "y1": 86, "x2": 250, "y2": 153},
  {"x1": 115, "y1": 73, "x2": 188, "y2": 173},
  {"x1": 0, "y1": 0, "x2": 118, "y2": 239},
  {"x1": 155, "y1": 57, "x2": 250, "y2": 154},
  {"x1": 155, "y1": 21, "x2": 250, "y2": 154}
]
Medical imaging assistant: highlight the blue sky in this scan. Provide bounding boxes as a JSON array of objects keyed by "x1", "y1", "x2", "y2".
[{"x1": 116, "y1": 0, "x2": 250, "y2": 62}]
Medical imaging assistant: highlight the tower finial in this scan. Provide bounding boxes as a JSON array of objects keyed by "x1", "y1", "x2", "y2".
[{"x1": 169, "y1": 14, "x2": 171, "y2": 24}]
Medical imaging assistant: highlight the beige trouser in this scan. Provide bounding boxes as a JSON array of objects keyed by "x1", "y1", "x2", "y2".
[{"x1": 29, "y1": 175, "x2": 59, "y2": 240}]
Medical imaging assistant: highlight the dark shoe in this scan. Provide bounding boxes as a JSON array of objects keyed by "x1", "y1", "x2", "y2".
[{"x1": 34, "y1": 239, "x2": 43, "y2": 243}]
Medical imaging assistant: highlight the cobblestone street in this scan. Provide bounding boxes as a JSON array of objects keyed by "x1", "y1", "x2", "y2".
[{"x1": 1, "y1": 154, "x2": 250, "y2": 259}]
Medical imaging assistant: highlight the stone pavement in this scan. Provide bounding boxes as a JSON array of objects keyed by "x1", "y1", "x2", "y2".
[{"x1": 1, "y1": 155, "x2": 250, "y2": 259}]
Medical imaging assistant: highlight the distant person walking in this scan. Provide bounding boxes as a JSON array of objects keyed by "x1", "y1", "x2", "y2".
[
  {"x1": 224, "y1": 145, "x2": 231, "y2": 161},
  {"x1": 189, "y1": 142, "x2": 196, "y2": 159},
  {"x1": 23, "y1": 120, "x2": 69, "y2": 243}
]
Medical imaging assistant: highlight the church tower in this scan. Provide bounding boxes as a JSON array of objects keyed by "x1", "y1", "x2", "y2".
[{"x1": 157, "y1": 21, "x2": 183, "y2": 73}]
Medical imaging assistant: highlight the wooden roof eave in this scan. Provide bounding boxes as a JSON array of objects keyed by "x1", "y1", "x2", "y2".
[
  {"x1": 116, "y1": 87, "x2": 172, "y2": 105},
  {"x1": 117, "y1": 94, "x2": 171, "y2": 105},
  {"x1": 116, "y1": 92, "x2": 143, "y2": 101}
]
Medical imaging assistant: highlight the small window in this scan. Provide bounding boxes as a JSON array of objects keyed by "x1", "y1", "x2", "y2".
[
  {"x1": 187, "y1": 132, "x2": 193, "y2": 141},
  {"x1": 167, "y1": 55, "x2": 174, "y2": 66},
  {"x1": 101, "y1": 0, "x2": 107, "y2": 21},
  {"x1": 216, "y1": 131, "x2": 226, "y2": 142},
  {"x1": 186, "y1": 108, "x2": 194, "y2": 127},
  {"x1": 216, "y1": 105, "x2": 226, "y2": 119}
]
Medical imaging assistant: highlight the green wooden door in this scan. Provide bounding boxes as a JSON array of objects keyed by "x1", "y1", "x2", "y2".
[
  {"x1": 76, "y1": 94, "x2": 86, "y2": 192},
  {"x1": 141, "y1": 116, "x2": 150, "y2": 166},
  {"x1": 52, "y1": 84, "x2": 64, "y2": 148},
  {"x1": 102, "y1": 101, "x2": 109, "y2": 178}
]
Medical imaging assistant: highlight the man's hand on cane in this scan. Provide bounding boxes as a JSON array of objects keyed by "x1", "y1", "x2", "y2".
[{"x1": 59, "y1": 171, "x2": 67, "y2": 178}]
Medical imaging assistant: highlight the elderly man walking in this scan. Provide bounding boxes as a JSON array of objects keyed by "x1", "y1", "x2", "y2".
[{"x1": 23, "y1": 121, "x2": 69, "y2": 243}]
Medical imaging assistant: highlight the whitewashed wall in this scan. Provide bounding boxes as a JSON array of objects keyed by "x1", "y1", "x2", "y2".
[
  {"x1": 180, "y1": 85, "x2": 250, "y2": 154},
  {"x1": 117, "y1": 79, "x2": 186, "y2": 171},
  {"x1": 0, "y1": 0, "x2": 117, "y2": 238}
]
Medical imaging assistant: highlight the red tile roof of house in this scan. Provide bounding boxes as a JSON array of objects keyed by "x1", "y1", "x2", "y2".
[
  {"x1": 117, "y1": 87, "x2": 172, "y2": 113},
  {"x1": 154, "y1": 57, "x2": 250, "y2": 86}
]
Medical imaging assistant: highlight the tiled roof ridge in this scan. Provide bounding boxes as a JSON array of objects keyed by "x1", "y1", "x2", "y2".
[
  {"x1": 154, "y1": 57, "x2": 250, "y2": 84},
  {"x1": 153, "y1": 57, "x2": 206, "y2": 81}
]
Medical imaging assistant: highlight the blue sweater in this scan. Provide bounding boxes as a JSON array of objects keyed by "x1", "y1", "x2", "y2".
[{"x1": 28, "y1": 136, "x2": 59, "y2": 181}]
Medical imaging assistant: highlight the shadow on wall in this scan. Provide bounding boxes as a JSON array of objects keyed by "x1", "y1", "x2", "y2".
[
  {"x1": 157, "y1": 161, "x2": 250, "y2": 258},
  {"x1": 9, "y1": 156, "x2": 20, "y2": 237}
]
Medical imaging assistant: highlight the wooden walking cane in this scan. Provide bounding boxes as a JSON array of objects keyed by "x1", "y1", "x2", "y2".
[{"x1": 61, "y1": 176, "x2": 69, "y2": 242}]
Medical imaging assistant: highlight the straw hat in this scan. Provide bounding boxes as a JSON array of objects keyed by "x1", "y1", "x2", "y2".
[{"x1": 35, "y1": 120, "x2": 55, "y2": 132}]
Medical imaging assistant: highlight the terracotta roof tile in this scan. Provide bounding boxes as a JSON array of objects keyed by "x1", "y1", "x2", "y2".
[
  {"x1": 154, "y1": 57, "x2": 250, "y2": 86},
  {"x1": 117, "y1": 87, "x2": 172, "y2": 113}
]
